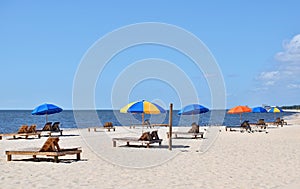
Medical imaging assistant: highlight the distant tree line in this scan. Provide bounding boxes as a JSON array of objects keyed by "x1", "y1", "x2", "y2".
[{"x1": 281, "y1": 105, "x2": 300, "y2": 110}]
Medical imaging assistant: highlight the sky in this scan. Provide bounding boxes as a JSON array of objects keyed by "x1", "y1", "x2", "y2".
[{"x1": 0, "y1": 0, "x2": 300, "y2": 110}]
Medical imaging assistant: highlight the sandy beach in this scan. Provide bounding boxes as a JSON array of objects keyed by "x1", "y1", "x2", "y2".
[{"x1": 1, "y1": 113, "x2": 300, "y2": 189}]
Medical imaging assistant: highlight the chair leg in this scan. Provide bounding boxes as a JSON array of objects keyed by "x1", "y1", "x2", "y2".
[
  {"x1": 7, "y1": 154, "x2": 12, "y2": 161},
  {"x1": 76, "y1": 153, "x2": 81, "y2": 160},
  {"x1": 54, "y1": 156, "x2": 59, "y2": 163}
]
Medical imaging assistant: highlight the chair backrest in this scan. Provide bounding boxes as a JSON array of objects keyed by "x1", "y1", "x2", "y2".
[
  {"x1": 39, "y1": 137, "x2": 60, "y2": 152},
  {"x1": 189, "y1": 122, "x2": 199, "y2": 133},
  {"x1": 43, "y1": 122, "x2": 52, "y2": 131},
  {"x1": 18, "y1": 125, "x2": 29, "y2": 134},
  {"x1": 144, "y1": 119, "x2": 150, "y2": 126},
  {"x1": 104, "y1": 122, "x2": 113, "y2": 128},
  {"x1": 27, "y1": 124, "x2": 37, "y2": 133},
  {"x1": 139, "y1": 132, "x2": 152, "y2": 141},
  {"x1": 241, "y1": 120, "x2": 250, "y2": 128},
  {"x1": 257, "y1": 119, "x2": 265, "y2": 125},
  {"x1": 151, "y1": 130, "x2": 159, "y2": 140},
  {"x1": 51, "y1": 122, "x2": 60, "y2": 131},
  {"x1": 276, "y1": 117, "x2": 281, "y2": 122}
]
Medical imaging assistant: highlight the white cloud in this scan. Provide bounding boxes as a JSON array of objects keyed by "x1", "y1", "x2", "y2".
[
  {"x1": 287, "y1": 83, "x2": 300, "y2": 89},
  {"x1": 258, "y1": 71, "x2": 279, "y2": 80},
  {"x1": 257, "y1": 71, "x2": 279, "y2": 86},
  {"x1": 276, "y1": 34, "x2": 300, "y2": 62},
  {"x1": 257, "y1": 34, "x2": 300, "y2": 88}
]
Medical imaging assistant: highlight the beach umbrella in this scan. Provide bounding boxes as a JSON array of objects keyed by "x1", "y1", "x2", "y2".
[
  {"x1": 178, "y1": 104, "x2": 209, "y2": 123},
  {"x1": 227, "y1": 105, "x2": 251, "y2": 123},
  {"x1": 178, "y1": 104, "x2": 209, "y2": 115},
  {"x1": 32, "y1": 103, "x2": 63, "y2": 122},
  {"x1": 268, "y1": 107, "x2": 284, "y2": 119},
  {"x1": 120, "y1": 100, "x2": 166, "y2": 123},
  {"x1": 252, "y1": 107, "x2": 267, "y2": 113}
]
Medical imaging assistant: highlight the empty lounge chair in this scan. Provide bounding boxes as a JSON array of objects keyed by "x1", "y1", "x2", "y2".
[
  {"x1": 5, "y1": 137, "x2": 82, "y2": 163},
  {"x1": 112, "y1": 130, "x2": 162, "y2": 148}
]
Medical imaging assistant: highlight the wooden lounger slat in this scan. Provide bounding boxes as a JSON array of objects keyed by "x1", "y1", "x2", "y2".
[
  {"x1": 166, "y1": 131, "x2": 204, "y2": 139},
  {"x1": 112, "y1": 137, "x2": 162, "y2": 148}
]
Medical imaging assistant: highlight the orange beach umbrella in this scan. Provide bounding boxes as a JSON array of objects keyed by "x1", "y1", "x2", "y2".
[{"x1": 227, "y1": 105, "x2": 251, "y2": 123}]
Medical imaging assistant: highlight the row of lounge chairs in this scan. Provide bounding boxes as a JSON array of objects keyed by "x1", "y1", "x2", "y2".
[
  {"x1": 38, "y1": 122, "x2": 63, "y2": 136},
  {"x1": 112, "y1": 122, "x2": 205, "y2": 148},
  {"x1": 225, "y1": 118, "x2": 288, "y2": 133},
  {"x1": 0, "y1": 125, "x2": 41, "y2": 140},
  {"x1": 0, "y1": 122, "x2": 63, "y2": 140}
]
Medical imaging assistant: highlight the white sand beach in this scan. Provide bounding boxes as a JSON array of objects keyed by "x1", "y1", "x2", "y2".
[{"x1": 1, "y1": 113, "x2": 300, "y2": 189}]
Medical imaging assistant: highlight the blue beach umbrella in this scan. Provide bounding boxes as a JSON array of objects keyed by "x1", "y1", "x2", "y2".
[
  {"x1": 32, "y1": 103, "x2": 63, "y2": 122},
  {"x1": 252, "y1": 107, "x2": 267, "y2": 113},
  {"x1": 178, "y1": 104, "x2": 209, "y2": 124},
  {"x1": 178, "y1": 104, "x2": 209, "y2": 115}
]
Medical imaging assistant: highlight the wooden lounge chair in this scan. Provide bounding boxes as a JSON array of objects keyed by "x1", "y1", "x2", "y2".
[
  {"x1": 249, "y1": 119, "x2": 268, "y2": 133},
  {"x1": 42, "y1": 122, "x2": 52, "y2": 131},
  {"x1": 51, "y1": 122, "x2": 63, "y2": 136},
  {"x1": 88, "y1": 122, "x2": 116, "y2": 132},
  {"x1": 0, "y1": 125, "x2": 41, "y2": 140},
  {"x1": 37, "y1": 122, "x2": 63, "y2": 136},
  {"x1": 167, "y1": 122, "x2": 205, "y2": 139},
  {"x1": 112, "y1": 130, "x2": 163, "y2": 148},
  {"x1": 166, "y1": 131, "x2": 205, "y2": 139},
  {"x1": 5, "y1": 137, "x2": 82, "y2": 163},
  {"x1": 265, "y1": 118, "x2": 284, "y2": 127}
]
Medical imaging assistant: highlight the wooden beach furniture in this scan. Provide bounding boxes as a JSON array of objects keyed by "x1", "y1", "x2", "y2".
[
  {"x1": 88, "y1": 122, "x2": 116, "y2": 132},
  {"x1": 5, "y1": 137, "x2": 82, "y2": 163},
  {"x1": 112, "y1": 130, "x2": 162, "y2": 148},
  {"x1": 265, "y1": 118, "x2": 287, "y2": 127},
  {"x1": 37, "y1": 122, "x2": 63, "y2": 136},
  {"x1": 225, "y1": 125, "x2": 246, "y2": 132},
  {"x1": 248, "y1": 119, "x2": 268, "y2": 133},
  {"x1": 166, "y1": 131, "x2": 205, "y2": 139},
  {"x1": 0, "y1": 125, "x2": 41, "y2": 140}
]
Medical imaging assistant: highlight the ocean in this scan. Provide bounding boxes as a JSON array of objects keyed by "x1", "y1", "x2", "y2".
[{"x1": 0, "y1": 110, "x2": 295, "y2": 134}]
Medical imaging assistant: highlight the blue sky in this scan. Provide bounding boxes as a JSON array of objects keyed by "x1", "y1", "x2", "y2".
[{"x1": 1, "y1": 1, "x2": 300, "y2": 110}]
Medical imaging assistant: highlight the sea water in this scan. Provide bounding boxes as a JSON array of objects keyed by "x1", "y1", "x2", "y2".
[{"x1": 0, "y1": 110, "x2": 295, "y2": 133}]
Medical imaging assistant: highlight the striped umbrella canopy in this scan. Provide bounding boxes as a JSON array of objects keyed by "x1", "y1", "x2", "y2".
[
  {"x1": 228, "y1": 105, "x2": 251, "y2": 123},
  {"x1": 268, "y1": 107, "x2": 284, "y2": 119},
  {"x1": 120, "y1": 100, "x2": 166, "y2": 123},
  {"x1": 268, "y1": 107, "x2": 284, "y2": 113},
  {"x1": 252, "y1": 107, "x2": 267, "y2": 113}
]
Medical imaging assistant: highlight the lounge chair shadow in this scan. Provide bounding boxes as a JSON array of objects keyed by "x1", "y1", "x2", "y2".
[
  {"x1": 172, "y1": 136, "x2": 206, "y2": 139},
  {"x1": 13, "y1": 158, "x2": 87, "y2": 164},
  {"x1": 7, "y1": 137, "x2": 39, "y2": 140},
  {"x1": 40, "y1": 134, "x2": 80, "y2": 138},
  {"x1": 117, "y1": 144, "x2": 190, "y2": 149}
]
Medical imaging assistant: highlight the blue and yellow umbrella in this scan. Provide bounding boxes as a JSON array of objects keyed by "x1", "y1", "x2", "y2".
[
  {"x1": 268, "y1": 107, "x2": 284, "y2": 113},
  {"x1": 268, "y1": 107, "x2": 284, "y2": 119},
  {"x1": 120, "y1": 100, "x2": 166, "y2": 123}
]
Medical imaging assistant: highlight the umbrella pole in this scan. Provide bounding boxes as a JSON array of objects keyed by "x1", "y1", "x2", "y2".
[
  {"x1": 46, "y1": 114, "x2": 48, "y2": 123},
  {"x1": 240, "y1": 113, "x2": 242, "y2": 124},
  {"x1": 142, "y1": 113, "x2": 145, "y2": 124}
]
